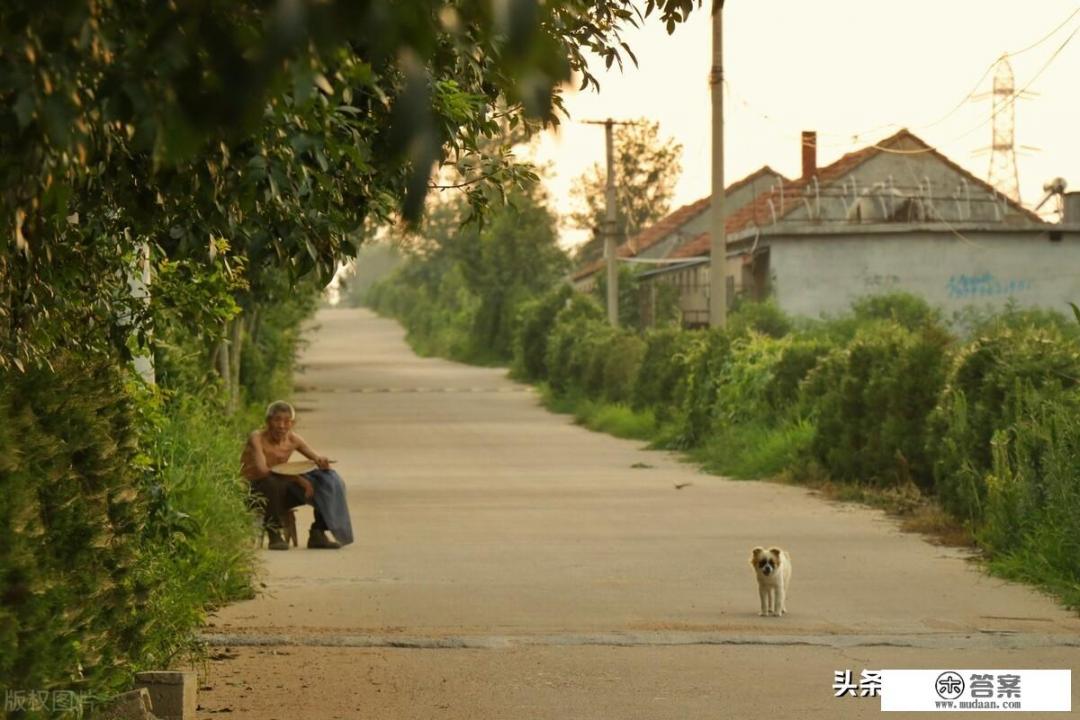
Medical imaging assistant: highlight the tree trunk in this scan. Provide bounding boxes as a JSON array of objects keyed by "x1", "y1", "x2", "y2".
[
  {"x1": 228, "y1": 314, "x2": 244, "y2": 412},
  {"x1": 215, "y1": 323, "x2": 231, "y2": 406}
]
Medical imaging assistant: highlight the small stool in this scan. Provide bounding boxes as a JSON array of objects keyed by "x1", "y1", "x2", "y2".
[
  {"x1": 257, "y1": 509, "x2": 299, "y2": 548},
  {"x1": 282, "y1": 509, "x2": 298, "y2": 547}
]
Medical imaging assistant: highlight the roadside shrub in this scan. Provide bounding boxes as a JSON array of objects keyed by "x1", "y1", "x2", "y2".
[
  {"x1": 577, "y1": 321, "x2": 618, "y2": 398},
  {"x1": 929, "y1": 324, "x2": 1080, "y2": 521},
  {"x1": 728, "y1": 298, "x2": 794, "y2": 339},
  {"x1": 511, "y1": 284, "x2": 574, "y2": 381},
  {"x1": 671, "y1": 328, "x2": 732, "y2": 448},
  {"x1": 602, "y1": 332, "x2": 647, "y2": 403},
  {"x1": 951, "y1": 301, "x2": 1080, "y2": 342},
  {"x1": 714, "y1": 333, "x2": 790, "y2": 426},
  {"x1": 544, "y1": 295, "x2": 605, "y2": 394},
  {"x1": 633, "y1": 327, "x2": 695, "y2": 416},
  {"x1": 764, "y1": 338, "x2": 833, "y2": 412},
  {"x1": 0, "y1": 354, "x2": 262, "y2": 705},
  {"x1": 852, "y1": 291, "x2": 941, "y2": 331},
  {"x1": 979, "y1": 390, "x2": 1080, "y2": 608},
  {"x1": 0, "y1": 358, "x2": 147, "y2": 698},
  {"x1": 803, "y1": 321, "x2": 951, "y2": 488},
  {"x1": 592, "y1": 264, "x2": 645, "y2": 330},
  {"x1": 134, "y1": 394, "x2": 259, "y2": 667}
]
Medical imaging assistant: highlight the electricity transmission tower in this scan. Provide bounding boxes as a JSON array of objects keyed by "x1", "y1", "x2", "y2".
[{"x1": 976, "y1": 55, "x2": 1026, "y2": 204}]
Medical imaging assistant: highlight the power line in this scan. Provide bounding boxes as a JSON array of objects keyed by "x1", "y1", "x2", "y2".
[
  {"x1": 870, "y1": 21, "x2": 1079, "y2": 156},
  {"x1": 818, "y1": 5, "x2": 1080, "y2": 146}
]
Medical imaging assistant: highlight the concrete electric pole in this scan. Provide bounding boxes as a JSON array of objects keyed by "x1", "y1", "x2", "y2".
[
  {"x1": 709, "y1": 2, "x2": 727, "y2": 328},
  {"x1": 584, "y1": 118, "x2": 633, "y2": 327}
]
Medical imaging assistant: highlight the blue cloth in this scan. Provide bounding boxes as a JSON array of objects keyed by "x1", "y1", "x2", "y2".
[{"x1": 302, "y1": 469, "x2": 354, "y2": 546}]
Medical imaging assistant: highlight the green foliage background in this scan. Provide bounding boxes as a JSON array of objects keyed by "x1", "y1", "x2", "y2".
[{"x1": 368, "y1": 182, "x2": 570, "y2": 365}]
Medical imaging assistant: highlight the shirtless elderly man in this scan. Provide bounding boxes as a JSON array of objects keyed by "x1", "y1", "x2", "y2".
[{"x1": 242, "y1": 400, "x2": 342, "y2": 550}]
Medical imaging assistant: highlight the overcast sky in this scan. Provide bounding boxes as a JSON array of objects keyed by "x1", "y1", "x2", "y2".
[{"x1": 530, "y1": 0, "x2": 1080, "y2": 248}]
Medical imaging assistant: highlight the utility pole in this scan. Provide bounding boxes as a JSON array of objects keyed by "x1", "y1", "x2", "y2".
[
  {"x1": 584, "y1": 118, "x2": 633, "y2": 327},
  {"x1": 709, "y1": 1, "x2": 727, "y2": 328}
]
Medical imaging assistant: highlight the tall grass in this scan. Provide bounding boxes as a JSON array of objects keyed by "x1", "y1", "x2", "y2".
[
  {"x1": 538, "y1": 385, "x2": 658, "y2": 441},
  {"x1": 690, "y1": 420, "x2": 814, "y2": 480},
  {"x1": 979, "y1": 393, "x2": 1080, "y2": 609},
  {"x1": 133, "y1": 393, "x2": 260, "y2": 668}
]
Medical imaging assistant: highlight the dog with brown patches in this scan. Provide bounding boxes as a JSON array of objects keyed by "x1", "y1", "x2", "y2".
[{"x1": 750, "y1": 546, "x2": 792, "y2": 617}]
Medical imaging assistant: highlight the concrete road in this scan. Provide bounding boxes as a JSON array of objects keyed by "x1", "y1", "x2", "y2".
[{"x1": 200, "y1": 307, "x2": 1080, "y2": 719}]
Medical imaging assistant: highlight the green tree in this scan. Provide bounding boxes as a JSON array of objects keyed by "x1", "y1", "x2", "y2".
[
  {"x1": 568, "y1": 118, "x2": 683, "y2": 262},
  {"x1": 369, "y1": 177, "x2": 570, "y2": 362},
  {"x1": 340, "y1": 244, "x2": 406, "y2": 308},
  {"x1": 1, "y1": 1, "x2": 703, "y2": 374}
]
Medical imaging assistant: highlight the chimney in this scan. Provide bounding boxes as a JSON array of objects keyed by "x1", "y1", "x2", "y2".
[{"x1": 801, "y1": 131, "x2": 817, "y2": 180}]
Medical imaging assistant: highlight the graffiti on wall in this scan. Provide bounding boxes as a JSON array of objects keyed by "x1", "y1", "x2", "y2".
[
  {"x1": 863, "y1": 273, "x2": 902, "y2": 289},
  {"x1": 946, "y1": 273, "x2": 1034, "y2": 299}
]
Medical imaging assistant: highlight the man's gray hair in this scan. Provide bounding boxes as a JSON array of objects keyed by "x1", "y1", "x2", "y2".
[{"x1": 265, "y1": 400, "x2": 296, "y2": 420}]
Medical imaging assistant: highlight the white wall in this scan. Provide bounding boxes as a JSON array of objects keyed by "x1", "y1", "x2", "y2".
[{"x1": 769, "y1": 229, "x2": 1080, "y2": 319}]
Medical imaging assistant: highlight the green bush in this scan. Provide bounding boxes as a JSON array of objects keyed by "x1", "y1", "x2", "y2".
[
  {"x1": 979, "y1": 390, "x2": 1080, "y2": 608},
  {"x1": 239, "y1": 277, "x2": 322, "y2": 403},
  {"x1": 0, "y1": 357, "x2": 146, "y2": 699},
  {"x1": 714, "y1": 333, "x2": 794, "y2": 427},
  {"x1": 512, "y1": 285, "x2": 574, "y2": 381},
  {"x1": 951, "y1": 300, "x2": 1080, "y2": 342},
  {"x1": 134, "y1": 394, "x2": 259, "y2": 666},
  {"x1": 632, "y1": 327, "x2": 695, "y2": 417},
  {"x1": 576, "y1": 322, "x2": 618, "y2": 399},
  {"x1": 852, "y1": 291, "x2": 941, "y2": 331},
  {"x1": 803, "y1": 321, "x2": 951, "y2": 488},
  {"x1": 728, "y1": 298, "x2": 794, "y2": 339},
  {"x1": 670, "y1": 328, "x2": 732, "y2": 448},
  {"x1": 544, "y1": 295, "x2": 605, "y2": 394},
  {"x1": 0, "y1": 355, "x2": 262, "y2": 707},
  {"x1": 764, "y1": 337, "x2": 832, "y2": 413},
  {"x1": 929, "y1": 323, "x2": 1080, "y2": 521},
  {"x1": 602, "y1": 332, "x2": 647, "y2": 403}
]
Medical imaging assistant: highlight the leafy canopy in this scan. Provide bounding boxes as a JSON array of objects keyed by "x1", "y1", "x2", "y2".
[{"x1": 0, "y1": 0, "x2": 702, "y2": 371}]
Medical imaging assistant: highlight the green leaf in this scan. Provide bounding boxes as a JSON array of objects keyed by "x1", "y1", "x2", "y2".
[
  {"x1": 14, "y1": 91, "x2": 36, "y2": 128},
  {"x1": 291, "y1": 63, "x2": 315, "y2": 105}
]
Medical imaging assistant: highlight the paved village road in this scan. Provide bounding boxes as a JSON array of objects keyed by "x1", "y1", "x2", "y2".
[{"x1": 199, "y1": 307, "x2": 1080, "y2": 719}]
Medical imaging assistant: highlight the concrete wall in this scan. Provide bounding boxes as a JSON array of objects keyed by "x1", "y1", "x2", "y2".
[{"x1": 768, "y1": 228, "x2": 1080, "y2": 319}]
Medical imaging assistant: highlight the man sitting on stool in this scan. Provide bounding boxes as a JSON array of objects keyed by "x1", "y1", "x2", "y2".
[{"x1": 241, "y1": 400, "x2": 351, "y2": 550}]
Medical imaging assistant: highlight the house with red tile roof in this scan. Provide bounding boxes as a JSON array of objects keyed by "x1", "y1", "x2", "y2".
[
  {"x1": 635, "y1": 129, "x2": 1075, "y2": 325},
  {"x1": 570, "y1": 165, "x2": 787, "y2": 292}
]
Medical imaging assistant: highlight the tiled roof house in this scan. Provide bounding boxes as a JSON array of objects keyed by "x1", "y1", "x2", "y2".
[
  {"x1": 570, "y1": 165, "x2": 788, "y2": 291},
  {"x1": 634, "y1": 129, "x2": 1068, "y2": 325}
]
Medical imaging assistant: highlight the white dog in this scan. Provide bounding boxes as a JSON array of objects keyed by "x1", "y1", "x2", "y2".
[{"x1": 750, "y1": 546, "x2": 792, "y2": 617}]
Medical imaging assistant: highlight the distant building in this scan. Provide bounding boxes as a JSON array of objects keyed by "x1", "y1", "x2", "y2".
[
  {"x1": 570, "y1": 166, "x2": 788, "y2": 293},
  {"x1": 629, "y1": 129, "x2": 1078, "y2": 325}
]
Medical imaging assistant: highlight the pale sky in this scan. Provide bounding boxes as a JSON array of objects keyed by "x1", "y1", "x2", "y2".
[{"x1": 530, "y1": 0, "x2": 1080, "y2": 248}]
